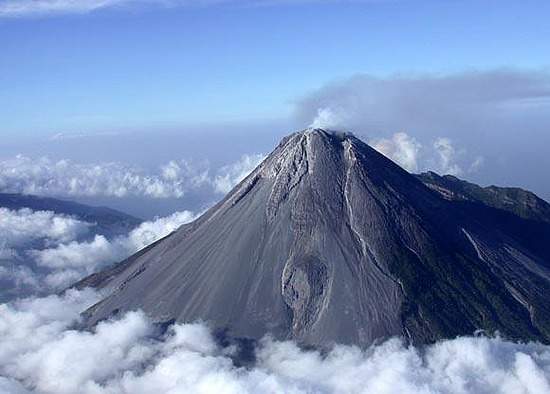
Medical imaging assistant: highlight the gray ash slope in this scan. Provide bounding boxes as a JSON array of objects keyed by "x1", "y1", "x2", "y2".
[{"x1": 79, "y1": 129, "x2": 550, "y2": 347}]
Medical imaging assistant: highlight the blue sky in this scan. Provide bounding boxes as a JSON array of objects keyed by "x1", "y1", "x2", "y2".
[
  {"x1": 1, "y1": 0, "x2": 549, "y2": 136},
  {"x1": 1, "y1": 0, "x2": 550, "y2": 215}
]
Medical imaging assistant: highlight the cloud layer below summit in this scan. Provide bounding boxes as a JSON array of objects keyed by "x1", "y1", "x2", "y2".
[
  {"x1": 0, "y1": 207, "x2": 197, "y2": 298},
  {"x1": 1, "y1": 288, "x2": 550, "y2": 394},
  {"x1": 0, "y1": 154, "x2": 264, "y2": 199}
]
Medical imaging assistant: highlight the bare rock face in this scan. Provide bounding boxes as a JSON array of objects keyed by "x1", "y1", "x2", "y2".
[{"x1": 77, "y1": 129, "x2": 550, "y2": 347}]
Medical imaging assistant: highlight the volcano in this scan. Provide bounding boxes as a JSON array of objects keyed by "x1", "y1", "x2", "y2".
[{"x1": 77, "y1": 129, "x2": 550, "y2": 347}]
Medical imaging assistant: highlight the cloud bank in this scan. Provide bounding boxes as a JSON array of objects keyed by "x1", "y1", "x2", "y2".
[
  {"x1": 0, "y1": 207, "x2": 197, "y2": 298},
  {"x1": 370, "y1": 132, "x2": 480, "y2": 175},
  {"x1": 213, "y1": 153, "x2": 265, "y2": 194},
  {"x1": 0, "y1": 154, "x2": 262, "y2": 199},
  {"x1": 0, "y1": 155, "x2": 197, "y2": 199},
  {"x1": 0, "y1": 208, "x2": 91, "y2": 248},
  {"x1": 0, "y1": 289, "x2": 549, "y2": 394},
  {"x1": 370, "y1": 132, "x2": 422, "y2": 173},
  {"x1": 31, "y1": 209, "x2": 197, "y2": 285}
]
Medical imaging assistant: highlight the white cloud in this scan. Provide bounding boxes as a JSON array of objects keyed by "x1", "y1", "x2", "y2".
[
  {"x1": 126, "y1": 210, "x2": 196, "y2": 249},
  {"x1": 213, "y1": 153, "x2": 265, "y2": 194},
  {"x1": 0, "y1": 155, "x2": 207, "y2": 199},
  {"x1": 0, "y1": 207, "x2": 197, "y2": 297},
  {"x1": 0, "y1": 264, "x2": 40, "y2": 289},
  {"x1": 30, "y1": 210, "x2": 197, "y2": 289},
  {"x1": 32, "y1": 235, "x2": 123, "y2": 289},
  {"x1": 0, "y1": 154, "x2": 262, "y2": 199},
  {"x1": 0, "y1": 289, "x2": 100, "y2": 365},
  {"x1": 160, "y1": 160, "x2": 183, "y2": 181},
  {"x1": 371, "y1": 132, "x2": 422, "y2": 172},
  {"x1": 371, "y1": 132, "x2": 483, "y2": 175},
  {"x1": 160, "y1": 159, "x2": 209, "y2": 189},
  {"x1": 0, "y1": 208, "x2": 91, "y2": 248},
  {"x1": 309, "y1": 107, "x2": 345, "y2": 130},
  {"x1": 1, "y1": 290, "x2": 550, "y2": 394},
  {"x1": 469, "y1": 156, "x2": 485, "y2": 173},
  {"x1": 433, "y1": 137, "x2": 463, "y2": 176},
  {"x1": 0, "y1": 208, "x2": 94, "y2": 298},
  {"x1": 33, "y1": 235, "x2": 117, "y2": 271}
]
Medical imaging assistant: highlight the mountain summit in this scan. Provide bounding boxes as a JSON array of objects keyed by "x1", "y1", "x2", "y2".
[{"x1": 78, "y1": 129, "x2": 550, "y2": 347}]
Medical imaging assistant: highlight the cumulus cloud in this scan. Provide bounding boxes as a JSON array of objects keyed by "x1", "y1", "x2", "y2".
[
  {"x1": 0, "y1": 207, "x2": 197, "y2": 298},
  {"x1": 0, "y1": 208, "x2": 94, "y2": 299},
  {"x1": 370, "y1": 132, "x2": 482, "y2": 175},
  {"x1": 1, "y1": 290, "x2": 550, "y2": 394},
  {"x1": 0, "y1": 208, "x2": 91, "y2": 248},
  {"x1": 213, "y1": 153, "x2": 265, "y2": 194},
  {"x1": 309, "y1": 107, "x2": 345, "y2": 130},
  {"x1": 32, "y1": 209, "x2": 197, "y2": 289},
  {"x1": 126, "y1": 210, "x2": 197, "y2": 248},
  {"x1": 371, "y1": 132, "x2": 422, "y2": 172},
  {"x1": 159, "y1": 159, "x2": 209, "y2": 188},
  {"x1": 0, "y1": 265, "x2": 41, "y2": 296},
  {"x1": 0, "y1": 155, "x2": 209, "y2": 199},
  {"x1": 31, "y1": 235, "x2": 122, "y2": 288},
  {"x1": 0, "y1": 154, "x2": 261, "y2": 199}
]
